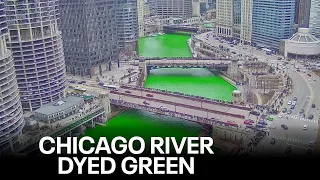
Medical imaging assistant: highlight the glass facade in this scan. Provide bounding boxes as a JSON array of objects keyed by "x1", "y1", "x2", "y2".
[
  {"x1": 5, "y1": 0, "x2": 67, "y2": 111},
  {"x1": 116, "y1": 0, "x2": 139, "y2": 49},
  {"x1": 0, "y1": 0, "x2": 25, "y2": 156},
  {"x1": 252, "y1": 0, "x2": 296, "y2": 49},
  {"x1": 58, "y1": 0, "x2": 119, "y2": 76}
]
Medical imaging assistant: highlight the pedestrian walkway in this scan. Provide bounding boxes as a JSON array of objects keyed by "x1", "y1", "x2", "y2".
[
  {"x1": 280, "y1": 113, "x2": 317, "y2": 124},
  {"x1": 270, "y1": 135, "x2": 310, "y2": 145}
]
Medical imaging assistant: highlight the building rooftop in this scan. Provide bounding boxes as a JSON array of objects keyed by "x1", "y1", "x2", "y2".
[
  {"x1": 288, "y1": 28, "x2": 320, "y2": 43},
  {"x1": 34, "y1": 96, "x2": 84, "y2": 116}
]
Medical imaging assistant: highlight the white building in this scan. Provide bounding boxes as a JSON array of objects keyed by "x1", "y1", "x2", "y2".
[
  {"x1": 138, "y1": 0, "x2": 145, "y2": 37},
  {"x1": 240, "y1": 0, "x2": 252, "y2": 44},
  {"x1": 309, "y1": 0, "x2": 320, "y2": 37},
  {"x1": 283, "y1": 28, "x2": 320, "y2": 59},
  {"x1": 216, "y1": 0, "x2": 233, "y2": 36}
]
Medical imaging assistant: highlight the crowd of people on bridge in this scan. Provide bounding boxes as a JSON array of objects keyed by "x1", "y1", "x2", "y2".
[
  {"x1": 121, "y1": 85, "x2": 252, "y2": 111},
  {"x1": 111, "y1": 99, "x2": 241, "y2": 128}
]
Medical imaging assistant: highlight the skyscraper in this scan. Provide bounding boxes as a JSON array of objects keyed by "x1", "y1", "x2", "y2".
[
  {"x1": 5, "y1": 0, "x2": 67, "y2": 111},
  {"x1": 216, "y1": 0, "x2": 233, "y2": 37},
  {"x1": 309, "y1": 0, "x2": 320, "y2": 37},
  {"x1": 252, "y1": 0, "x2": 296, "y2": 49},
  {"x1": 298, "y1": 0, "x2": 311, "y2": 28},
  {"x1": 138, "y1": 0, "x2": 145, "y2": 37},
  {"x1": 240, "y1": 0, "x2": 252, "y2": 44},
  {"x1": 155, "y1": 0, "x2": 193, "y2": 18},
  {"x1": 58, "y1": 0, "x2": 119, "y2": 76},
  {"x1": 116, "y1": 0, "x2": 139, "y2": 51},
  {"x1": 232, "y1": 0, "x2": 241, "y2": 40},
  {"x1": 0, "y1": 0, "x2": 25, "y2": 156}
]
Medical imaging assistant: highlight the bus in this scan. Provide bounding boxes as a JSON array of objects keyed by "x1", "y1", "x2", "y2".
[
  {"x1": 103, "y1": 84, "x2": 118, "y2": 91},
  {"x1": 73, "y1": 86, "x2": 87, "y2": 92}
]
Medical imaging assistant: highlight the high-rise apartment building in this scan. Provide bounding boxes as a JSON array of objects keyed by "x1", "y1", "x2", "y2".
[
  {"x1": 116, "y1": 0, "x2": 139, "y2": 51},
  {"x1": 5, "y1": 0, "x2": 67, "y2": 111},
  {"x1": 232, "y1": 0, "x2": 241, "y2": 40},
  {"x1": 252, "y1": 0, "x2": 296, "y2": 49},
  {"x1": 155, "y1": 0, "x2": 193, "y2": 18},
  {"x1": 240, "y1": 0, "x2": 252, "y2": 43},
  {"x1": 216, "y1": 0, "x2": 233, "y2": 36},
  {"x1": 138, "y1": 0, "x2": 145, "y2": 37},
  {"x1": 298, "y1": 0, "x2": 311, "y2": 28},
  {"x1": 309, "y1": 0, "x2": 320, "y2": 37},
  {"x1": 0, "y1": 0, "x2": 25, "y2": 156},
  {"x1": 58, "y1": 0, "x2": 119, "y2": 76}
]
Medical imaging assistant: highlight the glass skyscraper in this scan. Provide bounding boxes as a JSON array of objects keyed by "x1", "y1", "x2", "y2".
[
  {"x1": 58, "y1": 0, "x2": 119, "y2": 76},
  {"x1": 252, "y1": 0, "x2": 296, "y2": 49}
]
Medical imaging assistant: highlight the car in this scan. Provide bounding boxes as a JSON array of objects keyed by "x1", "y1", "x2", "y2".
[
  {"x1": 281, "y1": 124, "x2": 288, "y2": 130},
  {"x1": 303, "y1": 125, "x2": 308, "y2": 130},
  {"x1": 293, "y1": 97, "x2": 297, "y2": 101},
  {"x1": 292, "y1": 101, "x2": 296, "y2": 106},
  {"x1": 262, "y1": 128, "x2": 269, "y2": 132},
  {"x1": 143, "y1": 100, "x2": 151, "y2": 105},
  {"x1": 290, "y1": 105, "x2": 295, "y2": 109},
  {"x1": 250, "y1": 111, "x2": 260, "y2": 116},
  {"x1": 270, "y1": 138, "x2": 276, "y2": 145},
  {"x1": 312, "y1": 104, "x2": 316, "y2": 108},
  {"x1": 300, "y1": 109, "x2": 305, "y2": 114},
  {"x1": 313, "y1": 79, "x2": 316, "y2": 81},
  {"x1": 146, "y1": 94, "x2": 153, "y2": 97},
  {"x1": 309, "y1": 141, "x2": 314, "y2": 147},
  {"x1": 307, "y1": 73, "x2": 311, "y2": 77},
  {"x1": 282, "y1": 108, "x2": 287, "y2": 113},
  {"x1": 258, "y1": 120, "x2": 268, "y2": 125},
  {"x1": 287, "y1": 110, "x2": 292, "y2": 114},
  {"x1": 277, "y1": 57, "x2": 282, "y2": 60},
  {"x1": 244, "y1": 120, "x2": 253, "y2": 125},
  {"x1": 308, "y1": 114, "x2": 314, "y2": 119},
  {"x1": 278, "y1": 114, "x2": 283, "y2": 118},
  {"x1": 125, "y1": 90, "x2": 132, "y2": 93},
  {"x1": 287, "y1": 101, "x2": 292, "y2": 105}
]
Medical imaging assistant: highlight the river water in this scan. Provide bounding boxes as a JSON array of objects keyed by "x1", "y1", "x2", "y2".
[{"x1": 84, "y1": 34, "x2": 235, "y2": 152}]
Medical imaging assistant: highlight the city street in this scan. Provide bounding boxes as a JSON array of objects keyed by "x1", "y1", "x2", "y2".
[{"x1": 255, "y1": 62, "x2": 319, "y2": 156}]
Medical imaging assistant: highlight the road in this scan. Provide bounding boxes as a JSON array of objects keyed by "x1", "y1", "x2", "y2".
[
  {"x1": 255, "y1": 62, "x2": 319, "y2": 156},
  {"x1": 195, "y1": 31, "x2": 319, "y2": 156}
]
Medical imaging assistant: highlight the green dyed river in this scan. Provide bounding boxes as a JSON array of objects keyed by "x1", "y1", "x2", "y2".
[
  {"x1": 84, "y1": 34, "x2": 235, "y2": 153},
  {"x1": 138, "y1": 34, "x2": 192, "y2": 58}
]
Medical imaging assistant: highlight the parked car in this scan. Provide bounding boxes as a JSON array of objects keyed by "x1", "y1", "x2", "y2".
[
  {"x1": 146, "y1": 94, "x2": 153, "y2": 97},
  {"x1": 125, "y1": 90, "x2": 132, "y2": 93},
  {"x1": 282, "y1": 108, "x2": 287, "y2": 113},
  {"x1": 312, "y1": 104, "x2": 316, "y2": 108}
]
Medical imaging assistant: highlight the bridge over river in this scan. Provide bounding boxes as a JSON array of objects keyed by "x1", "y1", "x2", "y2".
[{"x1": 109, "y1": 85, "x2": 254, "y2": 127}]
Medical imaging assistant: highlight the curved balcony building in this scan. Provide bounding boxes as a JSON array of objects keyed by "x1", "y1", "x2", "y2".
[
  {"x1": 116, "y1": 0, "x2": 139, "y2": 50},
  {"x1": 0, "y1": 0, "x2": 25, "y2": 156},
  {"x1": 5, "y1": 0, "x2": 67, "y2": 111}
]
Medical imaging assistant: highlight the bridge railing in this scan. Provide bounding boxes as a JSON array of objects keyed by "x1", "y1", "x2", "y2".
[
  {"x1": 110, "y1": 90, "x2": 245, "y2": 119},
  {"x1": 110, "y1": 99, "x2": 239, "y2": 128},
  {"x1": 119, "y1": 85, "x2": 252, "y2": 111}
]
